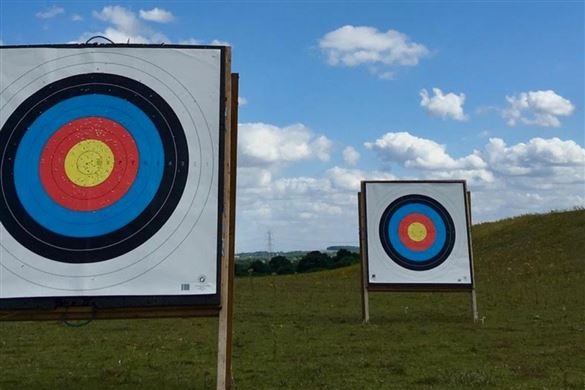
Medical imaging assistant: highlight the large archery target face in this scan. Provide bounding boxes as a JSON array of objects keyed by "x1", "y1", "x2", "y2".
[
  {"x1": 0, "y1": 47, "x2": 222, "y2": 297},
  {"x1": 364, "y1": 182, "x2": 472, "y2": 286}
]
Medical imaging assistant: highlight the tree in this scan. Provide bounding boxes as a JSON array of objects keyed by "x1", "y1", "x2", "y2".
[
  {"x1": 235, "y1": 261, "x2": 252, "y2": 276},
  {"x1": 269, "y1": 255, "x2": 294, "y2": 274},
  {"x1": 297, "y1": 251, "x2": 332, "y2": 273},
  {"x1": 332, "y1": 249, "x2": 359, "y2": 268},
  {"x1": 249, "y1": 259, "x2": 269, "y2": 275}
]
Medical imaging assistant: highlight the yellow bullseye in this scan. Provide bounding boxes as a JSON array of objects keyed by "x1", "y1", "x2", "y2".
[
  {"x1": 64, "y1": 139, "x2": 114, "y2": 187},
  {"x1": 407, "y1": 222, "x2": 427, "y2": 242}
]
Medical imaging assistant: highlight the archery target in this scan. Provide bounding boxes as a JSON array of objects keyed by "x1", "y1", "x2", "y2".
[
  {"x1": 0, "y1": 46, "x2": 224, "y2": 299},
  {"x1": 363, "y1": 181, "x2": 473, "y2": 286}
]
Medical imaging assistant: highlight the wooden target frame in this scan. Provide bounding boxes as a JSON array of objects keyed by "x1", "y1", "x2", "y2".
[{"x1": 358, "y1": 180, "x2": 478, "y2": 322}]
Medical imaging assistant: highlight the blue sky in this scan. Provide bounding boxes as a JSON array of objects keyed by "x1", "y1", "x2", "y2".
[{"x1": 1, "y1": 1, "x2": 584, "y2": 252}]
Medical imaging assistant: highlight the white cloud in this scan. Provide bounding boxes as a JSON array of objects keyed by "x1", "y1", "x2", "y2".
[
  {"x1": 320, "y1": 25, "x2": 429, "y2": 67},
  {"x1": 238, "y1": 167, "x2": 272, "y2": 189},
  {"x1": 36, "y1": 6, "x2": 64, "y2": 19},
  {"x1": 94, "y1": 27, "x2": 152, "y2": 44},
  {"x1": 93, "y1": 6, "x2": 140, "y2": 33},
  {"x1": 484, "y1": 137, "x2": 585, "y2": 179},
  {"x1": 502, "y1": 90, "x2": 575, "y2": 127},
  {"x1": 71, "y1": 14, "x2": 84, "y2": 22},
  {"x1": 238, "y1": 97, "x2": 248, "y2": 106},
  {"x1": 139, "y1": 8, "x2": 174, "y2": 23},
  {"x1": 363, "y1": 131, "x2": 584, "y2": 225},
  {"x1": 236, "y1": 131, "x2": 585, "y2": 251},
  {"x1": 78, "y1": 5, "x2": 225, "y2": 45},
  {"x1": 319, "y1": 25, "x2": 428, "y2": 78},
  {"x1": 326, "y1": 166, "x2": 396, "y2": 191},
  {"x1": 424, "y1": 168, "x2": 495, "y2": 187},
  {"x1": 238, "y1": 122, "x2": 332, "y2": 167},
  {"x1": 420, "y1": 88, "x2": 468, "y2": 121},
  {"x1": 87, "y1": 5, "x2": 159, "y2": 43},
  {"x1": 272, "y1": 177, "x2": 332, "y2": 195},
  {"x1": 365, "y1": 131, "x2": 486, "y2": 170},
  {"x1": 342, "y1": 146, "x2": 360, "y2": 166}
]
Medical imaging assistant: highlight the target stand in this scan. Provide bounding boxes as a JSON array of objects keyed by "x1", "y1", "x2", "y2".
[
  {"x1": 1, "y1": 44, "x2": 238, "y2": 389},
  {"x1": 358, "y1": 180, "x2": 478, "y2": 323}
]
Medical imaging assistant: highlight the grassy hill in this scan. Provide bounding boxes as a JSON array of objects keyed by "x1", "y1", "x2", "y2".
[{"x1": 1, "y1": 209, "x2": 584, "y2": 389}]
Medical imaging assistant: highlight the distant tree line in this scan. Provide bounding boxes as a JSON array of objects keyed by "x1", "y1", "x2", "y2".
[{"x1": 235, "y1": 249, "x2": 359, "y2": 277}]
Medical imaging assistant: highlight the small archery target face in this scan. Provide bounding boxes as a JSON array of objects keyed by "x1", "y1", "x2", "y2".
[
  {"x1": 364, "y1": 182, "x2": 473, "y2": 285},
  {"x1": 379, "y1": 194, "x2": 456, "y2": 271},
  {"x1": 0, "y1": 47, "x2": 222, "y2": 297}
]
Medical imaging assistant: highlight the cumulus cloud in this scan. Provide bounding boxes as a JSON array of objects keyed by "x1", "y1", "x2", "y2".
[
  {"x1": 236, "y1": 130, "x2": 585, "y2": 251},
  {"x1": 238, "y1": 123, "x2": 332, "y2": 167},
  {"x1": 77, "y1": 5, "x2": 225, "y2": 45},
  {"x1": 363, "y1": 131, "x2": 584, "y2": 223},
  {"x1": 424, "y1": 168, "x2": 495, "y2": 187},
  {"x1": 272, "y1": 177, "x2": 332, "y2": 195},
  {"x1": 319, "y1": 25, "x2": 428, "y2": 78},
  {"x1": 71, "y1": 14, "x2": 84, "y2": 22},
  {"x1": 238, "y1": 167, "x2": 272, "y2": 189},
  {"x1": 139, "y1": 8, "x2": 174, "y2": 23},
  {"x1": 365, "y1": 131, "x2": 486, "y2": 170},
  {"x1": 484, "y1": 137, "x2": 585, "y2": 178},
  {"x1": 502, "y1": 90, "x2": 575, "y2": 127},
  {"x1": 94, "y1": 6, "x2": 139, "y2": 31},
  {"x1": 420, "y1": 88, "x2": 467, "y2": 121},
  {"x1": 326, "y1": 166, "x2": 396, "y2": 191},
  {"x1": 87, "y1": 5, "x2": 156, "y2": 43},
  {"x1": 342, "y1": 146, "x2": 360, "y2": 166},
  {"x1": 36, "y1": 6, "x2": 64, "y2": 19},
  {"x1": 320, "y1": 25, "x2": 429, "y2": 67}
]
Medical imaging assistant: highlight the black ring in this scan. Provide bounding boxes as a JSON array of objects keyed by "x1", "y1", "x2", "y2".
[
  {"x1": 378, "y1": 194, "x2": 456, "y2": 271},
  {"x1": 0, "y1": 73, "x2": 189, "y2": 263}
]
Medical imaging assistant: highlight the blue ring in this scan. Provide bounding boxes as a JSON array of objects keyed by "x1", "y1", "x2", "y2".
[
  {"x1": 387, "y1": 203, "x2": 446, "y2": 262},
  {"x1": 14, "y1": 94, "x2": 164, "y2": 237}
]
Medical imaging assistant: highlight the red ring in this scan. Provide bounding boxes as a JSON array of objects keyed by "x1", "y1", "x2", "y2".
[
  {"x1": 398, "y1": 213, "x2": 436, "y2": 251},
  {"x1": 39, "y1": 117, "x2": 139, "y2": 211}
]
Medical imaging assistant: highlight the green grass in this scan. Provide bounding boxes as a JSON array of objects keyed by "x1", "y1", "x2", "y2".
[{"x1": 1, "y1": 209, "x2": 584, "y2": 389}]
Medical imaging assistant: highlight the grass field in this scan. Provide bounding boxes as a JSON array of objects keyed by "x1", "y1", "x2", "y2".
[{"x1": 1, "y1": 209, "x2": 584, "y2": 389}]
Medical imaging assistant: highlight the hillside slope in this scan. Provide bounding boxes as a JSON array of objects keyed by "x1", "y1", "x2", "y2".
[
  {"x1": 0, "y1": 209, "x2": 584, "y2": 389},
  {"x1": 473, "y1": 209, "x2": 584, "y2": 325}
]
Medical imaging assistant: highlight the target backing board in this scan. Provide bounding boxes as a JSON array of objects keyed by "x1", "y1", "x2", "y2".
[
  {"x1": 0, "y1": 44, "x2": 231, "y2": 311},
  {"x1": 361, "y1": 181, "x2": 474, "y2": 290}
]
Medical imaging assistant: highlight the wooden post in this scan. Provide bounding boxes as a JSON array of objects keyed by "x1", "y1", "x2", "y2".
[
  {"x1": 358, "y1": 191, "x2": 370, "y2": 324},
  {"x1": 466, "y1": 191, "x2": 479, "y2": 323},
  {"x1": 216, "y1": 51, "x2": 237, "y2": 389}
]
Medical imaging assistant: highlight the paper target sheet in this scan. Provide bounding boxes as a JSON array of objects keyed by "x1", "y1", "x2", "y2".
[
  {"x1": 0, "y1": 46, "x2": 225, "y2": 303},
  {"x1": 362, "y1": 181, "x2": 473, "y2": 287}
]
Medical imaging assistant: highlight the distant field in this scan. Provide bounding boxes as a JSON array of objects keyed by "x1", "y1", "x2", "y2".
[{"x1": 1, "y1": 209, "x2": 584, "y2": 389}]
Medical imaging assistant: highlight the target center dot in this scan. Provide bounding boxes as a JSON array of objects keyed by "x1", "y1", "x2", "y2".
[
  {"x1": 77, "y1": 151, "x2": 102, "y2": 174},
  {"x1": 64, "y1": 139, "x2": 114, "y2": 187},
  {"x1": 407, "y1": 222, "x2": 427, "y2": 242}
]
